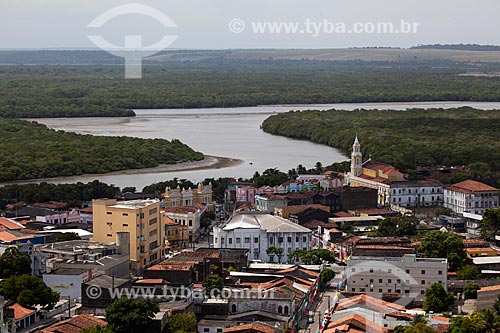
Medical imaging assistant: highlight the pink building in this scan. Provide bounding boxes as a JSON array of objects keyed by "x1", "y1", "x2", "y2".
[{"x1": 236, "y1": 186, "x2": 257, "y2": 203}]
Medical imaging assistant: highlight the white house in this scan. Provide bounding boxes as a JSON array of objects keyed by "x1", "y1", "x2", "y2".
[
  {"x1": 390, "y1": 180, "x2": 444, "y2": 208},
  {"x1": 213, "y1": 212, "x2": 312, "y2": 263},
  {"x1": 444, "y1": 180, "x2": 499, "y2": 215}
]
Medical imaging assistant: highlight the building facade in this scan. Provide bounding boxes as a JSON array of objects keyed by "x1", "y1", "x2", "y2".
[
  {"x1": 346, "y1": 254, "x2": 447, "y2": 301},
  {"x1": 213, "y1": 212, "x2": 312, "y2": 263},
  {"x1": 390, "y1": 180, "x2": 444, "y2": 208},
  {"x1": 92, "y1": 199, "x2": 164, "y2": 273},
  {"x1": 348, "y1": 137, "x2": 405, "y2": 207},
  {"x1": 444, "y1": 180, "x2": 499, "y2": 215},
  {"x1": 164, "y1": 183, "x2": 213, "y2": 208}
]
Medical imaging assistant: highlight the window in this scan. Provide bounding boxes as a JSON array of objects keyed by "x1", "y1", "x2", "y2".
[
  {"x1": 378, "y1": 279, "x2": 383, "y2": 283},
  {"x1": 352, "y1": 268, "x2": 356, "y2": 272},
  {"x1": 369, "y1": 279, "x2": 373, "y2": 283},
  {"x1": 379, "y1": 289, "x2": 383, "y2": 293},
  {"x1": 421, "y1": 270, "x2": 426, "y2": 275},
  {"x1": 421, "y1": 280, "x2": 426, "y2": 285},
  {"x1": 107, "y1": 234, "x2": 112, "y2": 237},
  {"x1": 140, "y1": 213, "x2": 144, "y2": 218},
  {"x1": 438, "y1": 270, "x2": 443, "y2": 275},
  {"x1": 122, "y1": 224, "x2": 128, "y2": 227},
  {"x1": 217, "y1": 329, "x2": 223, "y2": 333},
  {"x1": 287, "y1": 237, "x2": 292, "y2": 242},
  {"x1": 204, "y1": 329, "x2": 210, "y2": 333},
  {"x1": 149, "y1": 208, "x2": 157, "y2": 215},
  {"x1": 406, "y1": 269, "x2": 410, "y2": 274},
  {"x1": 370, "y1": 269, "x2": 374, "y2": 273},
  {"x1": 388, "y1": 269, "x2": 392, "y2": 274},
  {"x1": 149, "y1": 230, "x2": 157, "y2": 237},
  {"x1": 244, "y1": 237, "x2": 250, "y2": 243},
  {"x1": 107, "y1": 212, "x2": 112, "y2": 215},
  {"x1": 254, "y1": 237, "x2": 259, "y2": 243},
  {"x1": 303, "y1": 236, "x2": 307, "y2": 242},
  {"x1": 236, "y1": 238, "x2": 241, "y2": 244},
  {"x1": 140, "y1": 246, "x2": 145, "y2": 253},
  {"x1": 278, "y1": 237, "x2": 283, "y2": 243},
  {"x1": 122, "y1": 213, "x2": 128, "y2": 216},
  {"x1": 296, "y1": 237, "x2": 299, "y2": 242},
  {"x1": 149, "y1": 218, "x2": 158, "y2": 225},
  {"x1": 388, "y1": 279, "x2": 392, "y2": 284},
  {"x1": 231, "y1": 304, "x2": 237, "y2": 313},
  {"x1": 270, "y1": 237, "x2": 274, "y2": 244},
  {"x1": 229, "y1": 238, "x2": 233, "y2": 244},
  {"x1": 284, "y1": 306, "x2": 289, "y2": 315}
]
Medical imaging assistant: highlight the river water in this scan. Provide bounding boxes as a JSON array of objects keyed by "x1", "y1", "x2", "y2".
[{"x1": 25, "y1": 101, "x2": 500, "y2": 190}]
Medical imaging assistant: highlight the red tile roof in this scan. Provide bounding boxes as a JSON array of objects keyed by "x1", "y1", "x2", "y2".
[
  {"x1": 0, "y1": 217, "x2": 24, "y2": 230},
  {"x1": 324, "y1": 313, "x2": 389, "y2": 333},
  {"x1": 39, "y1": 314, "x2": 107, "y2": 333},
  {"x1": 6, "y1": 303, "x2": 36, "y2": 319},
  {"x1": 0, "y1": 231, "x2": 34, "y2": 243},
  {"x1": 224, "y1": 322, "x2": 276, "y2": 333},
  {"x1": 447, "y1": 180, "x2": 498, "y2": 194}
]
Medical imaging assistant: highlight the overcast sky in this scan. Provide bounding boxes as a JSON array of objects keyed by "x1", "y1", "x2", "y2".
[{"x1": 1, "y1": 0, "x2": 499, "y2": 49}]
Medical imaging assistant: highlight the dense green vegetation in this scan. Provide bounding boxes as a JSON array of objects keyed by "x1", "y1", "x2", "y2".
[
  {"x1": 262, "y1": 107, "x2": 500, "y2": 181},
  {"x1": 0, "y1": 274, "x2": 59, "y2": 308},
  {"x1": 417, "y1": 231, "x2": 466, "y2": 271},
  {"x1": 0, "y1": 181, "x2": 120, "y2": 209},
  {"x1": 2, "y1": 61, "x2": 500, "y2": 118},
  {"x1": 105, "y1": 298, "x2": 160, "y2": 333},
  {"x1": 0, "y1": 119, "x2": 203, "y2": 182}
]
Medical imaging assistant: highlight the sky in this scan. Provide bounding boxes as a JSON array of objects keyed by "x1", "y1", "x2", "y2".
[{"x1": 1, "y1": 0, "x2": 499, "y2": 50}]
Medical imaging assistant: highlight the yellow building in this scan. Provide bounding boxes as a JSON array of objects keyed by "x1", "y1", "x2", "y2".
[
  {"x1": 164, "y1": 183, "x2": 213, "y2": 208},
  {"x1": 164, "y1": 216, "x2": 189, "y2": 250},
  {"x1": 92, "y1": 199, "x2": 164, "y2": 273},
  {"x1": 349, "y1": 136, "x2": 405, "y2": 206}
]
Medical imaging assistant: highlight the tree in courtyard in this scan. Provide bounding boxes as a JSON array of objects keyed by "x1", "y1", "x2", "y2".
[
  {"x1": 266, "y1": 246, "x2": 283, "y2": 263},
  {"x1": 457, "y1": 265, "x2": 480, "y2": 280},
  {"x1": 0, "y1": 247, "x2": 31, "y2": 278},
  {"x1": 479, "y1": 308, "x2": 500, "y2": 333},
  {"x1": 204, "y1": 274, "x2": 224, "y2": 293},
  {"x1": 319, "y1": 269, "x2": 335, "y2": 288},
  {"x1": 480, "y1": 208, "x2": 500, "y2": 241},
  {"x1": 168, "y1": 313, "x2": 197, "y2": 333},
  {"x1": 0, "y1": 274, "x2": 59, "y2": 308},
  {"x1": 81, "y1": 325, "x2": 113, "y2": 333},
  {"x1": 423, "y1": 282, "x2": 454, "y2": 313},
  {"x1": 464, "y1": 283, "x2": 480, "y2": 300},
  {"x1": 105, "y1": 297, "x2": 159, "y2": 333},
  {"x1": 417, "y1": 231, "x2": 466, "y2": 271}
]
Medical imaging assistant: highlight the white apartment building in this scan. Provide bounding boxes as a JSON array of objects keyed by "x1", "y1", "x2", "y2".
[
  {"x1": 213, "y1": 212, "x2": 312, "y2": 263},
  {"x1": 346, "y1": 254, "x2": 447, "y2": 301},
  {"x1": 390, "y1": 180, "x2": 444, "y2": 208},
  {"x1": 444, "y1": 180, "x2": 499, "y2": 215}
]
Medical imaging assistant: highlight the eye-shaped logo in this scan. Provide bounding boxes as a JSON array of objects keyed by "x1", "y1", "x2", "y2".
[{"x1": 88, "y1": 3, "x2": 178, "y2": 79}]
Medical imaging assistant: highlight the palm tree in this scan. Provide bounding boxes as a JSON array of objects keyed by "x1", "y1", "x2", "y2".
[{"x1": 480, "y1": 308, "x2": 500, "y2": 333}]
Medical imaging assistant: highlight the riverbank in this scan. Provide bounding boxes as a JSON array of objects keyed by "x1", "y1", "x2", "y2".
[{"x1": 0, "y1": 155, "x2": 243, "y2": 187}]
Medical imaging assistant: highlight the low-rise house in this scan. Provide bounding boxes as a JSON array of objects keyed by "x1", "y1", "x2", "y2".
[
  {"x1": 444, "y1": 180, "x2": 499, "y2": 215},
  {"x1": 38, "y1": 314, "x2": 107, "y2": 332},
  {"x1": 164, "y1": 183, "x2": 213, "y2": 208},
  {"x1": 4, "y1": 302, "x2": 37, "y2": 331},
  {"x1": 164, "y1": 205, "x2": 204, "y2": 241},
  {"x1": 463, "y1": 212, "x2": 483, "y2": 236},
  {"x1": 255, "y1": 194, "x2": 287, "y2": 212},
  {"x1": 477, "y1": 284, "x2": 500, "y2": 311},
  {"x1": 236, "y1": 186, "x2": 258, "y2": 203},
  {"x1": 164, "y1": 216, "x2": 189, "y2": 250}
]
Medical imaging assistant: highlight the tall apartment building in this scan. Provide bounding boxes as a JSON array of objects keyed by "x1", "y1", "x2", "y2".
[
  {"x1": 444, "y1": 180, "x2": 499, "y2": 215},
  {"x1": 92, "y1": 199, "x2": 164, "y2": 273},
  {"x1": 346, "y1": 254, "x2": 447, "y2": 301}
]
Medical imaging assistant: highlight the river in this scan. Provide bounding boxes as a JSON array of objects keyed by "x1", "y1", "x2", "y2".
[{"x1": 22, "y1": 101, "x2": 500, "y2": 190}]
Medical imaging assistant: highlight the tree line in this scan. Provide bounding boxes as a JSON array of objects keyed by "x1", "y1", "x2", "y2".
[
  {"x1": 0, "y1": 119, "x2": 203, "y2": 182},
  {"x1": 3, "y1": 61, "x2": 500, "y2": 118},
  {"x1": 262, "y1": 107, "x2": 500, "y2": 186}
]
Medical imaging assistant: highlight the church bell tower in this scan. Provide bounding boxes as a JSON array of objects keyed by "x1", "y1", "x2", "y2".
[{"x1": 351, "y1": 135, "x2": 363, "y2": 177}]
